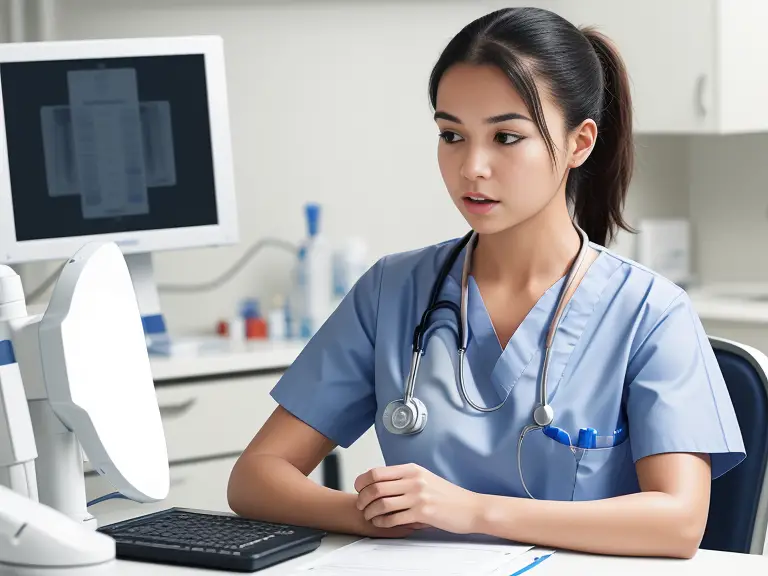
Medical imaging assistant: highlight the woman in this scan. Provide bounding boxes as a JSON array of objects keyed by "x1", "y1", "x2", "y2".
[{"x1": 227, "y1": 7, "x2": 744, "y2": 559}]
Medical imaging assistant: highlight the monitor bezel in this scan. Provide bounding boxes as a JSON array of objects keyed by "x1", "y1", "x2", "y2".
[{"x1": 0, "y1": 35, "x2": 238, "y2": 264}]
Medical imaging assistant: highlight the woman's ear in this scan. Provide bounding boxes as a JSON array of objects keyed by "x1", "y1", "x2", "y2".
[{"x1": 569, "y1": 118, "x2": 597, "y2": 168}]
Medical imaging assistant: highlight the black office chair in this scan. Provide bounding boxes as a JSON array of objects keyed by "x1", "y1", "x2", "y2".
[{"x1": 700, "y1": 336, "x2": 768, "y2": 554}]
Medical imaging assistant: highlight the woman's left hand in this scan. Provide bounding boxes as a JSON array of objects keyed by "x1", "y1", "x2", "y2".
[{"x1": 354, "y1": 463, "x2": 482, "y2": 534}]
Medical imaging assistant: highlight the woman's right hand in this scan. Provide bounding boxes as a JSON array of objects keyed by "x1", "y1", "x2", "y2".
[{"x1": 350, "y1": 477, "x2": 431, "y2": 537}]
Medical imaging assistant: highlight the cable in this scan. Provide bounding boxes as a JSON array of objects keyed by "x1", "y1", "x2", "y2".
[
  {"x1": 22, "y1": 237, "x2": 298, "y2": 302},
  {"x1": 158, "y1": 238, "x2": 297, "y2": 293},
  {"x1": 87, "y1": 491, "x2": 129, "y2": 507}
]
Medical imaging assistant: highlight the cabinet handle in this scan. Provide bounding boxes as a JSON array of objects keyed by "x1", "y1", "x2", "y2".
[
  {"x1": 170, "y1": 476, "x2": 187, "y2": 488},
  {"x1": 158, "y1": 398, "x2": 197, "y2": 418},
  {"x1": 695, "y1": 74, "x2": 708, "y2": 118}
]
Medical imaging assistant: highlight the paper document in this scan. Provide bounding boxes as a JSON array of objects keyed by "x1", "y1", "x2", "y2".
[{"x1": 289, "y1": 530, "x2": 533, "y2": 575}]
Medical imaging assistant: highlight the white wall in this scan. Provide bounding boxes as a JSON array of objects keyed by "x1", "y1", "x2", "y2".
[
  {"x1": 688, "y1": 134, "x2": 768, "y2": 285},
  {"x1": 12, "y1": 0, "x2": 689, "y2": 334}
]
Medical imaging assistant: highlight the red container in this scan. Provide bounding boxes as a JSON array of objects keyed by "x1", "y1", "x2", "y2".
[{"x1": 246, "y1": 317, "x2": 267, "y2": 339}]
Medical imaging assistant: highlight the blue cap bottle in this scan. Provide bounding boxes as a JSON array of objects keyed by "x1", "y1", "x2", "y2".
[{"x1": 305, "y1": 203, "x2": 320, "y2": 237}]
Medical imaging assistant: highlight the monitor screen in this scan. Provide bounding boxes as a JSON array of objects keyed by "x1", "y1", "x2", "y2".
[{"x1": 0, "y1": 54, "x2": 219, "y2": 242}]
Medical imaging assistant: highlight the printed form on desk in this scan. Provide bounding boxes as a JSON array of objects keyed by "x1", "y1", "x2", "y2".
[{"x1": 288, "y1": 530, "x2": 551, "y2": 575}]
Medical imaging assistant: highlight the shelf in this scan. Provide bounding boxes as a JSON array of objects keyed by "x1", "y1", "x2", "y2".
[{"x1": 149, "y1": 338, "x2": 306, "y2": 382}]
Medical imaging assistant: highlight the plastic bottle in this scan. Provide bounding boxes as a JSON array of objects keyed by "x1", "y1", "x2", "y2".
[
  {"x1": 342, "y1": 237, "x2": 369, "y2": 293},
  {"x1": 288, "y1": 248, "x2": 305, "y2": 339},
  {"x1": 332, "y1": 237, "x2": 369, "y2": 310},
  {"x1": 296, "y1": 203, "x2": 333, "y2": 338},
  {"x1": 240, "y1": 298, "x2": 267, "y2": 339},
  {"x1": 268, "y1": 294, "x2": 287, "y2": 340},
  {"x1": 228, "y1": 316, "x2": 246, "y2": 344}
]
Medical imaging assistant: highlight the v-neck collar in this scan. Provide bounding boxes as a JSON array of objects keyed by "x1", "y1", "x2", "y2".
[{"x1": 441, "y1": 241, "x2": 618, "y2": 402}]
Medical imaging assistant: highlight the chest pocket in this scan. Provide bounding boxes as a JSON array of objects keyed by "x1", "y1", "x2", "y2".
[
  {"x1": 520, "y1": 412, "x2": 640, "y2": 500},
  {"x1": 517, "y1": 427, "x2": 579, "y2": 501},
  {"x1": 571, "y1": 438, "x2": 639, "y2": 500},
  {"x1": 518, "y1": 427, "x2": 639, "y2": 501}
]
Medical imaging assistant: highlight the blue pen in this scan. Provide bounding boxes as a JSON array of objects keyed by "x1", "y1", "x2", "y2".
[
  {"x1": 508, "y1": 553, "x2": 553, "y2": 576},
  {"x1": 577, "y1": 427, "x2": 597, "y2": 449}
]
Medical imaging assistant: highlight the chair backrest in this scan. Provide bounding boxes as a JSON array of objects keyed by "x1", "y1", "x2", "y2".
[{"x1": 701, "y1": 337, "x2": 768, "y2": 555}]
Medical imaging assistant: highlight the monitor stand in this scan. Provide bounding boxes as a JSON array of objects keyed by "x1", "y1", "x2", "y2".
[
  {"x1": 124, "y1": 252, "x2": 229, "y2": 357},
  {"x1": 124, "y1": 252, "x2": 171, "y2": 355}
]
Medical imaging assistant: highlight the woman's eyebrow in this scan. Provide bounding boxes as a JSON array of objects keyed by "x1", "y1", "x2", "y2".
[
  {"x1": 486, "y1": 112, "x2": 532, "y2": 123},
  {"x1": 433, "y1": 111, "x2": 532, "y2": 123}
]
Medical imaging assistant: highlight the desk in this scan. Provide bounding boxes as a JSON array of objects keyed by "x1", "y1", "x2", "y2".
[
  {"x1": 8, "y1": 474, "x2": 768, "y2": 576},
  {"x1": 41, "y1": 341, "x2": 768, "y2": 575}
]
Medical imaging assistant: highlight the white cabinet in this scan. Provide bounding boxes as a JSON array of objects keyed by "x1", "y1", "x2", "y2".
[
  {"x1": 155, "y1": 373, "x2": 281, "y2": 464},
  {"x1": 550, "y1": 0, "x2": 768, "y2": 134}
]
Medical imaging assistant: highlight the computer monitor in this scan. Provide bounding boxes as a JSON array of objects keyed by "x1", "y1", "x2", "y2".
[{"x1": 0, "y1": 36, "x2": 238, "y2": 348}]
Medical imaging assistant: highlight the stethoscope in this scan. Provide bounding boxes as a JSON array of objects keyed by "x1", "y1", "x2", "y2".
[{"x1": 381, "y1": 222, "x2": 593, "y2": 498}]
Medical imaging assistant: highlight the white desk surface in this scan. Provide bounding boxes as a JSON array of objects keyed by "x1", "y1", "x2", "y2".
[
  {"x1": 149, "y1": 339, "x2": 306, "y2": 381},
  {"x1": 9, "y1": 497, "x2": 767, "y2": 576}
]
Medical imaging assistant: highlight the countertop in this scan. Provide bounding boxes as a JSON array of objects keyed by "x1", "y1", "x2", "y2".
[
  {"x1": 148, "y1": 338, "x2": 306, "y2": 381},
  {"x1": 688, "y1": 283, "x2": 768, "y2": 325}
]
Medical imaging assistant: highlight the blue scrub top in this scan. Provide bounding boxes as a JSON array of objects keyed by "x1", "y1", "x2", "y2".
[{"x1": 270, "y1": 239, "x2": 746, "y2": 501}]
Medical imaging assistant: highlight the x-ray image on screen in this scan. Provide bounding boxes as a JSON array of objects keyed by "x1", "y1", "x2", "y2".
[
  {"x1": 1, "y1": 53, "x2": 218, "y2": 242},
  {"x1": 39, "y1": 68, "x2": 178, "y2": 220}
]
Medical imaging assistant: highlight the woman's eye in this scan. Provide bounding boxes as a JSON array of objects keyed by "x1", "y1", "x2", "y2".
[
  {"x1": 439, "y1": 131, "x2": 464, "y2": 144},
  {"x1": 495, "y1": 132, "x2": 522, "y2": 145}
]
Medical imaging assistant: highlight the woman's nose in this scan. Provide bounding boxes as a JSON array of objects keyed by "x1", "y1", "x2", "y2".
[{"x1": 459, "y1": 145, "x2": 492, "y2": 181}]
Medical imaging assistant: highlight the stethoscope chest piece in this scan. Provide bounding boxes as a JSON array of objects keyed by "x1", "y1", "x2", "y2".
[
  {"x1": 382, "y1": 397, "x2": 428, "y2": 435},
  {"x1": 533, "y1": 404, "x2": 554, "y2": 427}
]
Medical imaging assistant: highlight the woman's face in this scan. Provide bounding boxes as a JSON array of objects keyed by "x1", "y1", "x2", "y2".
[{"x1": 434, "y1": 64, "x2": 573, "y2": 235}]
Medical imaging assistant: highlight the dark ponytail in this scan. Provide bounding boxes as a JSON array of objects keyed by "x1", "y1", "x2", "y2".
[
  {"x1": 574, "y1": 27, "x2": 635, "y2": 246},
  {"x1": 428, "y1": 8, "x2": 635, "y2": 246}
]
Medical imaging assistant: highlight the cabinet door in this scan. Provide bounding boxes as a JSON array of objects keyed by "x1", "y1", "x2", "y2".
[
  {"x1": 155, "y1": 373, "x2": 281, "y2": 463},
  {"x1": 551, "y1": 0, "x2": 716, "y2": 133},
  {"x1": 715, "y1": 0, "x2": 768, "y2": 133}
]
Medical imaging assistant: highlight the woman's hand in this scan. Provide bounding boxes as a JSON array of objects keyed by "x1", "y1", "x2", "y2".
[{"x1": 354, "y1": 463, "x2": 482, "y2": 534}]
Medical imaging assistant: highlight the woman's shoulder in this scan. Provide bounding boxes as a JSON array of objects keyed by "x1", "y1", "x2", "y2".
[
  {"x1": 591, "y1": 243, "x2": 691, "y2": 322},
  {"x1": 373, "y1": 236, "x2": 465, "y2": 286}
]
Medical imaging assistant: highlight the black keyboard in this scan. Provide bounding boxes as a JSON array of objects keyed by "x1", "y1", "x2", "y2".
[{"x1": 97, "y1": 508, "x2": 326, "y2": 572}]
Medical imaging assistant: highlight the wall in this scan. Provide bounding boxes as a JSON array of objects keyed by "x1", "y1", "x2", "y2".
[
  {"x1": 11, "y1": 0, "x2": 690, "y2": 334},
  {"x1": 689, "y1": 134, "x2": 768, "y2": 285}
]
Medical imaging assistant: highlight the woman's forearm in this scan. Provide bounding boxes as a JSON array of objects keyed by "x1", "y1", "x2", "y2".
[
  {"x1": 226, "y1": 453, "x2": 369, "y2": 536},
  {"x1": 473, "y1": 491, "x2": 703, "y2": 558}
]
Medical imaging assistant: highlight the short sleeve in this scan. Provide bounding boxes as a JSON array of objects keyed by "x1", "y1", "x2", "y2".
[
  {"x1": 626, "y1": 291, "x2": 746, "y2": 479},
  {"x1": 269, "y1": 257, "x2": 386, "y2": 448}
]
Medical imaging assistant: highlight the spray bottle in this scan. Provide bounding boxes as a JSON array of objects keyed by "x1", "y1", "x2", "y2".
[{"x1": 295, "y1": 203, "x2": 332, "y2": 338}]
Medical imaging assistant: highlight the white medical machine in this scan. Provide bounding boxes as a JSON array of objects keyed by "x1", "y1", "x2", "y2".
[
  {"x1": 0, "y1": 36, "x2": 239, "y2": 351},
  {"x1": 0, "y1": 240, "x2": 169, "y2": 569}
]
